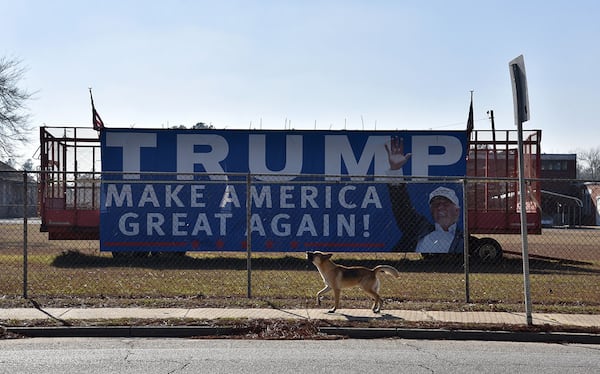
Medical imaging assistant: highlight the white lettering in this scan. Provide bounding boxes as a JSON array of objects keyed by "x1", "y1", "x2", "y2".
[
  {"x1": 323, "y1": 214, "x2": 330, "y2": 236},
  {"x1": 138, "y1": 185, "x2": 160, "y2": 207},
  {"x1": 300, "y1": 186, "x2": 318, "y2": 208},
  {"x1": 250, "y1": 214, "x2": 266, "y2": 236},
  {"x1": 325, "y1": 186, "x2": 332, "y2": 208},
  {"x1": 191, "y1": 213, "x2": 212, "y2": 235},
  {"x1": 106, "y1": 184, "x2": 132, "y2": 207},
  {"x1": 411, "y1": 135, "x2": 463, "y2": 177},
  {"x1": 147, "y1": 213, "x2": 165, "y2": 235},
  {"x1": 176, "y1": 134, "x2": 229, "y2": 181},
  {"x1": 113, "y1": 211, "x2": 373, "y2": 238},
  {"x1": 338, "y1": 185, "x2": 356, "y2": 209},
  {"x1": 324, "y1": 136, "x2": 389, "y2": 180},
  {"x1": 166, "y1": 185, "x2": 184, "y2": 207},
  {"x1": 280, "y1": 186, "x2": 294, "y2": 208},
  {"x1": 118, "y1": 212, "x2": 138, "y2": 235},
  {"x1": 220, "y1": 185, "x2": 241, "y2": 208},
  {"x1": 190, "y1": 185, "x2": 206, "y2": 207},
  {"x1": 251, "y1": 186, "x2": 272, "y2": 208},
  {"x1": 272, "y1": 214, "x2": 291, "y2": 236},
  {"x1": 172, "y1": 213, "x2": 187, "y2": 236},
  {"x1": 362, "y1": 186, "x2": 382, "y2": 208},
  {"x1": 337, "y1": 214, "x2": 355, "y2": 236},
  {"x1": 105, "y1": 132, "x2": 157, "y2": 180},
  {"x1": 296, "y1": 214, "x2": 318, "y2": 236},
  {"x1": 214, "y1": 213, "x2": 232, "y2": 235},
  {"x1": 249, "y1": 135, "x2": 303, "y2": 181}
]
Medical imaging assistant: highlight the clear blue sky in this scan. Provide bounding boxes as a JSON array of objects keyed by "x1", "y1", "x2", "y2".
[{"x1": 3, "y1": 0, "x2": 599, "y2": 163}]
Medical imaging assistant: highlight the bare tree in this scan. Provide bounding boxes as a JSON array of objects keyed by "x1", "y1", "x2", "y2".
[
  {"x1": 22, "y1": 158, "x2": 34, "y2": 171},
  {"x1": 0, "y1": 57, "x2": 33, "y2": 160},
  {"x1": 577, "y1": 147, "x2": 600, "y2": 180}
]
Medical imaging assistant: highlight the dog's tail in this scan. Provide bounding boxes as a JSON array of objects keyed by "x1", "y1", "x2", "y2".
[{"x1": 374, "y1": 265, "x2": 400, "y2": 278}]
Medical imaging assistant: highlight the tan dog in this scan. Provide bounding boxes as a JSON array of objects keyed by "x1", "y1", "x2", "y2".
[{"x1": 306, "y1": 251, "x2": 400, "y2": 313}]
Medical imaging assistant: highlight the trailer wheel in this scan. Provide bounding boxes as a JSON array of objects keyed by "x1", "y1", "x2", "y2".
[{"x1": 472, "y1": 237, "x2": 503, "y2": 263}]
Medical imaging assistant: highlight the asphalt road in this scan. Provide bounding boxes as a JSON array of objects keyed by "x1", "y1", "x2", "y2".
[{"x1": 1, "y1": 337, "x2": 599, "y2": 373}]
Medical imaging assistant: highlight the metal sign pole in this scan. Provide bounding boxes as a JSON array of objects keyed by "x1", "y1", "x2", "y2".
[
  {"x1": 516, "y1": 119, "x2": 533, "y2": 326},
  {"x1": 510, "y1": 55, "x2": 533, "y2": 325}
]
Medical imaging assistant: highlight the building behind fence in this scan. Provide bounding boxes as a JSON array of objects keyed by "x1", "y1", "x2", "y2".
[{"x1": 0, "y1": 162, "x2": 37, "y2": 218}]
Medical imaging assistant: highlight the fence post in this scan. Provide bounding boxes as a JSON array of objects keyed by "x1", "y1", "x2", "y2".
[
  {"x1": 463, "y1": 178, "x2": 470, "y2": 303},
  {"x1": 22, "y1": 171, "x2": 28, "y2": 299},
  {"x1": 246, "y1": 174, "x2": 252, "y2": 298}
]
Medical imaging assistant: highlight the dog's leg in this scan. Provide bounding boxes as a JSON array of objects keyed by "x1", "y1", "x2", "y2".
[
  {"x1": 372, "y1": 294, "x2": 382, "y2": 313},
  {"x1": 363, "y1": 279, "x2": 382, "y2": 313},
  {"x1": 363, "y1": 290, "x2": 381, "y2": 313},
  {"x1": 316, "y1": 285, "x2": 331, "y2": 306},
  {"x1": 329, "y1": 288, "x2": 341, "y2": 313}
]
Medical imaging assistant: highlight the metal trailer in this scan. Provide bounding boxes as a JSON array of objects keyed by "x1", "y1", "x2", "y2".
[
  {"x1": 38, "y1": 126, "x2": 542, "y2": 262},
  {"x1": 466, "y1": 129, "x2": 541, "y2": 261}
]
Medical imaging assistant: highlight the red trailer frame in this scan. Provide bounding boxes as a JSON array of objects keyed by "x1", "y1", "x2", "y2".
[
  {"x1": 39, "y1": 127, "x2": 101, "y2": 239},
  {"x1": 467, "y1": 129, "x2": 542, "y2": 235}
]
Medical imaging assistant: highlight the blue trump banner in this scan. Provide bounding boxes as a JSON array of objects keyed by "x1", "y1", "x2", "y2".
[{"x1": 100, "y1": 129, "x2": 467, "y2": 253}]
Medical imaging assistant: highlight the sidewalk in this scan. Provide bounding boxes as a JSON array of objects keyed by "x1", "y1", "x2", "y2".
[
  {"x1": 2, "y1": 307, "x2": 600, "y2": 342},
  {"x1": 1, "y1": 307, "x2": 600, "y2": 327}
]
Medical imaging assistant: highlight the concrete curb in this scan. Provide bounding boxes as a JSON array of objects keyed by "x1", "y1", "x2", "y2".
[
  {"x1": 319, "y1": 327, "x2": 600, "y2": 344},
  {"x1": 6, "y1": 326, "x2": 236, "y2": 338},
  {"x1": 5, "y1": 325, "x2": 600, "y2": 344},
  {"x1": 3, "y1": 308, "x2": 600, "y2": 343}
]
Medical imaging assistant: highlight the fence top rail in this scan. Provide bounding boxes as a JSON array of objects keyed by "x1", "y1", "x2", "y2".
[
  {"x1": 15, "y1": 169, "x2": 592, "y2": 185},
  {"x1": 13, "y1": 169, "x2": 564, "y2": 183}
]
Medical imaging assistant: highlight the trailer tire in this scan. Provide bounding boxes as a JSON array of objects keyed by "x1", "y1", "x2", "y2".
[{"x1": 471, "y1": 237, "x2": 503, "y2": 263}]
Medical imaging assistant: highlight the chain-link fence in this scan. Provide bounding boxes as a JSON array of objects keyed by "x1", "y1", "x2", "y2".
[{"x1": 1, "y1": 170, "x2": 599, "y2": 314}]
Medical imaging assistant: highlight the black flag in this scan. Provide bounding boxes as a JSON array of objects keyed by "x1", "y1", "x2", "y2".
[
  {"x1": 466, "y1": 93, "x2": 474, "y2": 137},
  {"x1": 89, "y1": 89, "x2": 105, "y2": 131}
]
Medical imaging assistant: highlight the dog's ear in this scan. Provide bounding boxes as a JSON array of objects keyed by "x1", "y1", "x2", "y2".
[{"x1": 324, "y1": 253, "x2": 333, "y2": 259}]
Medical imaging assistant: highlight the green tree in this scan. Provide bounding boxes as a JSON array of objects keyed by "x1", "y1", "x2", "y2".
[{"x1": 0, "y1": 57, "x2": 33, "y2": 160}]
